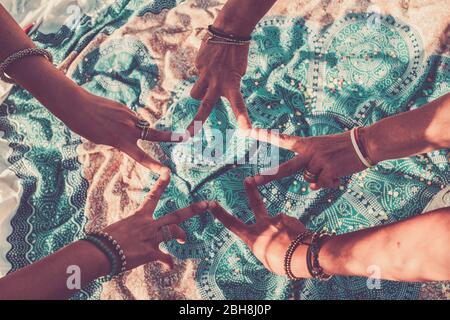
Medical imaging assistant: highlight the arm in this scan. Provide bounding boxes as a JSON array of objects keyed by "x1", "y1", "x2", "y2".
[
  {"x1": 0, "y1": 4, "x2": 79, "y2": 119},
  {"x1": 298, "y1": 207, "x2": 450, "y2": 282},
  {"x1": 211, "y1": 178, "x2": 450, "y2": 282},
  {"x1": 212, "y1": 0, "x2": 278, "y2": 37},
  {"x1": 0, "y1": 240, "x2": 110, "y2": 300},
  {"x1": 0, "y1": 5, "x2": 179, "y2": 174},
  {"x1": 0, "y1": 175, "x2": 211, "y2": 300},
  {"x1": 246, "y1": 92, "x2": 450, "y2": 189},
  {"x1": 363, "y1": 92, "x2": 450, "y2": 163},
  {"x1": 188, "y1": 0, "x2": 278, "y2": 135}
]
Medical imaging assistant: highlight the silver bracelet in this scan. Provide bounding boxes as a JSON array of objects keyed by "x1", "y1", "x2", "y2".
[{"x1": 0, "y1": 48, "x2": 53, "y2": 84}]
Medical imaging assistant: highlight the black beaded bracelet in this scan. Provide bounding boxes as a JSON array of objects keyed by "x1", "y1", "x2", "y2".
[
  {"x1": 83, "y1": 231, "x2": 127, "y2": 282},
  {"x1": 83, "y1": 235, "x2": 120, "y2": 282},
  {"x1": 92, "y1": 231, "x2": 127, "y2": 273},
  {"x1": 207, "y1": 25, "x2": 252, "y2": 42},
  {"x1": 306, "y1": 230, "x2": 333, "y2": 281},
  {"x1": 284, "y1": 230, "x2": 313, "y2": 280}
]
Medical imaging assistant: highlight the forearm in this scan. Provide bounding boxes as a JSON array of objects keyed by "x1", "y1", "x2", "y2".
[
  {"x1": 0, "y1": 240, "x2": 110, "y2": 300},
  {"x1": 213, "y1": 0, "x2": 278, "y2": 37},
  {"x1": 316, "y1": 208, "x2": 450, "y2": 282},
  {"x1": 0, "y1": 4, "x2": 81, "y2": 119},
  {"x1": 363, "y1": 92, "x2": 450, "y2": 163}
]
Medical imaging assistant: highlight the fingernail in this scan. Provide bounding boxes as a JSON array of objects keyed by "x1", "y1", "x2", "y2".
[
  {"x1": 160, "y1": 168, "x2": 171, "y2": 180},
  {"x1": 208, "y1": 201, "x2": 217, "y2": 209},
  {"x1": 252, "y1": 175, "x2": 263, "y2": 184},
  {"x1": 236, "y1": 128, "x2": 251, "y2": 138},
  {"x1": 244, "y1": 177, "x2": 255, "y2": 186},
  {"x1": 198, "y1": 201, "x2": 208, "y2": 209},
  {"x1": 309, "y1": 184, "x2": 319, "y2": 191}
]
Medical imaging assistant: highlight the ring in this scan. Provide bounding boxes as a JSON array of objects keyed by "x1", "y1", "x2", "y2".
[
  {"x1": 303, "y1": 169, "x2": 318, "y2": 183},
  {"x1": 136, "y1": 118, "x2": 150, "y2": 140},
  {"x1": 161, "y1": 225, "x2": 172, "y2": 242}
]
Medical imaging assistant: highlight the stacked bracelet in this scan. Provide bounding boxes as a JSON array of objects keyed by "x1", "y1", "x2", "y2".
[
  {"x1": 284, "y1": 230, "x2": 313, "y2": 280},
  {"x1": 0, "y1": 48, "x2": 53, "y2": 84},
  {"x1": 350, "y1": 126, "x2": 376, "y2": 168},
  {"x1": 306, "y1": 230, "x2": 333, "y2": 281},
  {"x1": 206, "y1": 25, "x2": 251, "y2": 45},
  {"x1": 83, "y1": 231, "x2": 127, "y2": 282}
]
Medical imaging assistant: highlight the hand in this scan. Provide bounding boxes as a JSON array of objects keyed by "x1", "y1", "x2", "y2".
[
  {"x1": 60, "y1": 88, "x2": 184, "y2": 175},
  {"x1": 246, "y1": 128, "x2": 368, "y2": 190},
  {"x1": 188, "y1": 38, "x2": 252, "y2": 135},
  {"x1": 102, "y1": 175, "x2": 211, "y2": 270},
  {"x1": 209, "y1": 177, "x2": 311, "y2": 278}
]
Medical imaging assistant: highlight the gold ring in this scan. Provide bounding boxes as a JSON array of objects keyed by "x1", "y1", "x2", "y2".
[
  {"x1": 303, "y1": 169, "x2": 318, "y2": 183},
  {"x1": 136, "y1": 118, "x2": 150, "y2": 140}
]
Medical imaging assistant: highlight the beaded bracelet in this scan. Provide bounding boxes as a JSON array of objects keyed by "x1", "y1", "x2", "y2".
[
  {"x1": 284, "y1": 230, "x2": 313, "y2": 280},
  {"x1": 83, "y1": 235, "x2": 120, "y2": 282},
  {"x1": 306, "y1": 230, "x2": 333, "y2": 281},
  {"x1": 92, "y1": 231, "x2": 127, "y2": 273},
  {"x1": 83, "y1": 231, "x2": 127, "y2": 282},
  {"x1": 0, "y1": 48, "x2": 53, "y2": 84}
]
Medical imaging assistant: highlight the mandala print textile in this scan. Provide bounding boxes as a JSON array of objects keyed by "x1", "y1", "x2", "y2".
[{"x1": 0, "y1": 0, "x2": 448, "y2": 300}]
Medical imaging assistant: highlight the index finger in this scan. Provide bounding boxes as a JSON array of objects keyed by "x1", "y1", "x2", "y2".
[
  {"x1": 140, "y1": 128, "x2": 188, "y2": 143},
  {"x1": 245, "y1": 128, "x2": 300, "y2": 151},
  {"x1": 136, "y1": 174, "x2": 170, "y2": 216},
  {"x1": 155, "y1": 201, "x2": 210, "y2": 227},
  {"x1": 121, "y1": 142, "x2": 167, "y2": 173},
  {"x1": 253, "y1": 154, "x2": 308, "y2": 186},
  {"x1": 244, "y1": 177, "x2": 268, "y2": 221},
  {"x1": 209, "y1": 202, "x2": 249, "y2": 240},
  {"x1": 187, "y1": 87, "x2": 220, "y2": 136},
  {"x1": 226, "y1": 89, "x2": 252, "y2": 130}
]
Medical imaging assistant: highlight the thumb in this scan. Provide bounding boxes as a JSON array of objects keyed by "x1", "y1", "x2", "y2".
[{"x1": 154, "y1": 250, "x2": 174, "y2": 270}]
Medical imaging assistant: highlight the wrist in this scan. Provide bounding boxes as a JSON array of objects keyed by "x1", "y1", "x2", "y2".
[
  {"x1": 73, "y1": 240, "x2": 111, "y2": 279},
  {"x1": 212, "y1": 16, "x2": 253, "y2": 38},
  {"x1": 290, "y1": 242, "x2": 310, "y2": 278},
  {"x1": 11, "y1": 56, "x2": 84, "y2": 116},
  {"x1": 360, "y1": 125, "x2": 384, "y2": 164},
  {"x1": 317, "y1": 237, "x2": 338, "y2": 276}
]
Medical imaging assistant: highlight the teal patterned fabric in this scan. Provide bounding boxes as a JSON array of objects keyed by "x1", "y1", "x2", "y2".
[
  {"x1": 0, "y1": 0, "x2": 448, "y2": 300},
  {"x1": 0, "y1": 0, "x2": 181, "y2": 300},
  {"x1": 156, "y1": 14, "x2": 450, "y2": 300}
]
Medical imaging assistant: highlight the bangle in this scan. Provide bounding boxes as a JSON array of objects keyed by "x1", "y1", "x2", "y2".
[
  {"x1": 208, "y1": 25, "x2": 252, "y2": 42},
  {"x1": 83, "y1": 231, "x2": 127, "y2": 282},
  {"x1": 0, "y1": 48, "x2": 53, "y2": 84},
  {"x1": 350, "y1": 126, "x2": 375, "y2": 168},
  {"x1": 284, "y1": 230, "x2": 313, "y2": 280},
  {"x1": 206, "y1": 25, "x2": 251, "y2": 46},
  {"x1": 306, "y1": 230, "x2": 333, "y2": 281},
  {"x1": 354, "y1": 127, "x2": 376, "y2": 165}
]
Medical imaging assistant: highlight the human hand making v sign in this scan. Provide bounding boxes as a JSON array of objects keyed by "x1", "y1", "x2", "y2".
[
  {"x1": 210, "y1": 177, "x2": 450, "y2": 282},
  {"x1": 0, "y1": 4, "x2": 184, "y2": 176},
  {"x1": 246, "y1": 92, "x2": 450, "y2": 190},
  {"x1": 0, "y1": 173, "x2": 212, "y2": 300},
  {"x1": 188, "y1": 0, "x2": 278, "y2": 135}
]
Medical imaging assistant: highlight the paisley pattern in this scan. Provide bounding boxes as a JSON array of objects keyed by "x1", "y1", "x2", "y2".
[{"x1": 0, "y1": 0, "x2": 448, "y2": 300}]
